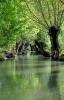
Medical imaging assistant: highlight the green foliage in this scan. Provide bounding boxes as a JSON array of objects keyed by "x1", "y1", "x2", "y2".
[
  {"x1": 0, "y1": 0, "x2": 40, "y2": 51},
  {"x1": 25, "y1": 0, "x2": 64, "y2": 53},
  {"x1": 0, "y1": 0, "x2": 64, "y2": 53},
  {"x1": 0, "y1": 0, "x2": 26, "y2": 49}
]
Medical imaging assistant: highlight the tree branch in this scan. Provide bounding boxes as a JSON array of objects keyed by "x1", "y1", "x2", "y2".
[
  {"x1": 56, "y1": 1, "x2": 60, "y2": 27},
  {"x1": 37, "y1": 0, "x2": 50, "y2": 28},
  {"x1": 46, "y1": 1, "x2": 52, "y2": 26},
  {"x1": 51, "y1": 0, "x2": 57, "y2": 25},
  {"x1": 25, "y1": 0, "x2": 49, "y2": 29},
  {"x1": 59, "y1": 10, "x2": 64, "y2": 27}
]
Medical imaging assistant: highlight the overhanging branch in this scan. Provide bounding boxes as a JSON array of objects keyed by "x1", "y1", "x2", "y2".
[{"x1": 25, "y1": 0, "x2": 49, "y2": 30}]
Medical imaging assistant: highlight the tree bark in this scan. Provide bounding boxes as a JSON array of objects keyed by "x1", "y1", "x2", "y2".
[{"x1": 49, "y1": 26, "x2": 59, "y2": 60}]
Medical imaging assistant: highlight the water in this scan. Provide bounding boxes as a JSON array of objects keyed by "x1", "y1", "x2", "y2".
[{"x1": 0, "y1": 55, "x2": 64, "y2": 100}]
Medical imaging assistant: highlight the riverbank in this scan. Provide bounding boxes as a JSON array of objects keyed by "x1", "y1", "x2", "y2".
[{"x1": 0, "y1": 51, "x2": 64, "y2": 62}]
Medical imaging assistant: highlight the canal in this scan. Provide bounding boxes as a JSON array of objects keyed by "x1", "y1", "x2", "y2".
[{"x1": 0, "y1": 55, "x2": 64, "y2": 100}]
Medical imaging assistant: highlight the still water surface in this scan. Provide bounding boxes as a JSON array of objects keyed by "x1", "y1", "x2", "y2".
[{"x1": 0, "y1": 55, "x2": 64, "y2": 100}]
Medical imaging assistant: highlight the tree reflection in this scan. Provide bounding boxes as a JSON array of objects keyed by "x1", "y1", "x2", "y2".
[
  {"x1": 0, "y1": 55, "x2": 63, "y2": 100},
  {"x1": 48, "y1": 61, "x2": 61, "y2": 100}
]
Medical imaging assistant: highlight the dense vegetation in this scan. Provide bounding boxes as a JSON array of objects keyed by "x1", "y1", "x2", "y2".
[{"x1": 0, "y1": 0, "x2": 64, "y2": 60}]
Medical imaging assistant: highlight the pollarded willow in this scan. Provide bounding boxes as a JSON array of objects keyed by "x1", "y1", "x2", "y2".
[{"x1": 25, "y1": 0, "x2": 64, "y2": 60}]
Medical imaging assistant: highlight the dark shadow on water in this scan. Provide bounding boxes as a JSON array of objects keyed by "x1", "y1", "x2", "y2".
[{"x1": 48, "y1": 60, "x2": 61, "y2": 100}]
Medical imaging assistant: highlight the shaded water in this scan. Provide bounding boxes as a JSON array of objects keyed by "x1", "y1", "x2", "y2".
[{"x1": 0, "y1": 55, "x2": 64, "y2": 100}]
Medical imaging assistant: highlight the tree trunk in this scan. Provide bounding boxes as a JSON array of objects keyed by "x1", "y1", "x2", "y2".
[{"x1": 49, "y1": 26, "x2": 59, "y2": 60}]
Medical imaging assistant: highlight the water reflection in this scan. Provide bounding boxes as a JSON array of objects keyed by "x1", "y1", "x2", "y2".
[
  {"x1": 0, "y1": 55, "x2": 64, "y2": 100},
  {"x1": 48, "y1": 60, "x2": 61, "y2": 100}
]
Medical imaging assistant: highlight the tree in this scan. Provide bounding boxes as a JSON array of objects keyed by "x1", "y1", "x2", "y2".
[
  {"x1": 0, "y1": 0, "x2": 27, "y2": 50},
  {"x1": 25, "y1": 0, "x2": 64, "y2": 60}
]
